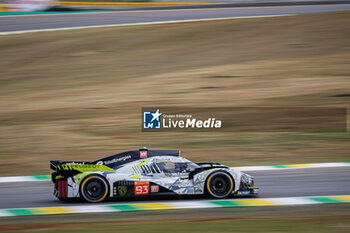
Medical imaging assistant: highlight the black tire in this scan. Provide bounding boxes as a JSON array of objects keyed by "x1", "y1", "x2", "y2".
[
  {"x1": 206, "y1": 172, "x2": 234, "y2": 198},
  {"x1": 80, "y1": 175, "x2": 109, "y2": 203}
]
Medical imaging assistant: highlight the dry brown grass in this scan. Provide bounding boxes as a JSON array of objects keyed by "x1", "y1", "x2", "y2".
[{"x1": 0, "y1": 11, "x2": 349, "y2": 175}]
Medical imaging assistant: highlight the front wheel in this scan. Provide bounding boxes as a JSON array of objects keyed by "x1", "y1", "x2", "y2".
[
  {"x1": 80, "y1": 175, "x2": 109, "y2": 203},
  {"x1": 206, "y1": 172, "x2": 234, "y2": 198}
]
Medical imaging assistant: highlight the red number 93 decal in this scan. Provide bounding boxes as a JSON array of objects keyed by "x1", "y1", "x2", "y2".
[{"x1": 134, "y1": 181, "x2": 149, "y2": 196}]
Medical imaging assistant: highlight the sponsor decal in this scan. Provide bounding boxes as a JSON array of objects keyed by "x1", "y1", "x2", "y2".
[
  {"x1": 238, "y1": 191, "x2": 250, "y2": 195},
  {"x1": 97, "y1": 155, "x2": 132, "y2": 165},
  {"x1": 151, "y1": 185, "x2": 159, "y2": 193},
  {"x1": 140, "y1": 150, "x2": 147, "y2": 158},
  {"x1": 59, "y1": 164, "x2": 99, "y2": 170},
  {"x1": 118, "y1": 186, "x2": 128, "y2": 197},
  {"x1": 134, "y1": 181, "x2": 149, "y2": 196}
]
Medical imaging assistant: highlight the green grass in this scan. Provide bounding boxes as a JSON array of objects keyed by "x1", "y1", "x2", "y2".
[
  {"x1": 1, "y1": 205, "x2": 350, "y2": 232},
  {"x1": 1, "y1": 218, "x2": 350, "y2": 233}
]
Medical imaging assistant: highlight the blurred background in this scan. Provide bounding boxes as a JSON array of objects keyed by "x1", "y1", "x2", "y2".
[
  {"x1": 0, "y1": 0, "x2": 349, "y2": 232},
  {"x1": 1, "y1": 7, "x2": 349, "y2": 175}
]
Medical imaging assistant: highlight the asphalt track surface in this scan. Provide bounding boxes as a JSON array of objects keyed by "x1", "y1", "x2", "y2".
[
  {"x1": 1, "y1": 167, "x2": 349, "y2": 209},
  {"x1": 1, "y1": 4, "x2": 350, "y2": 33}
]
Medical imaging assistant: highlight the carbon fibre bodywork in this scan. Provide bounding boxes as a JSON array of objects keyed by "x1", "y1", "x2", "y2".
[{"x1": 50, "y1": 148, "x2": 258, "y2": 201}]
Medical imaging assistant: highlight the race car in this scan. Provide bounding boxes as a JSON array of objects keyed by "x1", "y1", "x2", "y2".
[
  {"x1": 4, "y1": 0, "x2": 57, "y2": 12},
  {"x1": 50, "y1": 148, "x2": 259, "y2": 202}
]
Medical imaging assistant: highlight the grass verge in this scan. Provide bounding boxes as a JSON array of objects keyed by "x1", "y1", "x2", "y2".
[{"x1": 1, "y1": 205, "x2": 350, "y2": 232}]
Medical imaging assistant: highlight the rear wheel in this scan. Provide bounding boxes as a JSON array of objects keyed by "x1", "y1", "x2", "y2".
[
  {"x1": 206, "y1": 172, "x2": 234, "y2": 198},
  {"x1": 80, "y1": 175, "x2": 109, "y2": 203}
]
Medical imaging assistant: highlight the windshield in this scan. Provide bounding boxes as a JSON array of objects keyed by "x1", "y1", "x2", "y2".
[{"x1": 156, "y1": 159, "x2": 199, "y2": 173}]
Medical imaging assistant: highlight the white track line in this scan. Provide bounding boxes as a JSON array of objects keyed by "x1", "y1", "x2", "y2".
[
  {"x1": 0, "y1": 14, "x2": 292, "y2": 36},
  {"x1": 0, "y1": 176, "x2": 38, "y2": 183},
  {"x1": 234, "y1": 162, "x2": 350, "y2": 171}
]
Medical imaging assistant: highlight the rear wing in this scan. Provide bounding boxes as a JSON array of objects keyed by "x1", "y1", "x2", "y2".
[
  {"x1": 50, "y1": 160, "x2": 116, "y2": 182},
  {"x1": 50, "y1": 160, "x2": 93, "y2": 171},
  {"x1": 50, "y1": 148, "x2": 180, "y2": 182}
]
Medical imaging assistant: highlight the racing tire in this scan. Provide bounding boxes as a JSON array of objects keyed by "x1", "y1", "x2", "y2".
[
  {"x1": 206, "y1": 172, "x2": 234, "y2": 199},
  {"x1": 80, "y1": 175, "x2": 109, "y2": 203}
]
